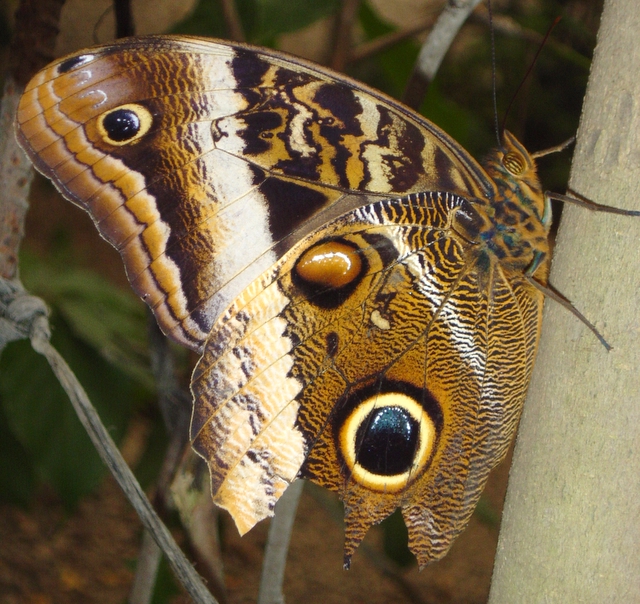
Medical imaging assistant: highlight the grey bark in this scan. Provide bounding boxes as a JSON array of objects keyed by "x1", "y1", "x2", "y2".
[{"x1": 489, "y1": 0, "x2": 640, "y2": 602}]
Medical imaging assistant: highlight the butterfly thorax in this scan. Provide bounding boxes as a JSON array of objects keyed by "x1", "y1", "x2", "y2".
[{"x1": 457, "y1": 131, "x2": 551, "y2": 280}]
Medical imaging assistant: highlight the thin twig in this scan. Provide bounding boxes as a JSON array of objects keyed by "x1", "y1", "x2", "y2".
[
  {"x1": 127, "y1": 317, "x2": 201, "y2": 603},
  {"x1": 349, "y1": 20, "x2": 433, "y2": 64},
  {"x1": 171, "y1": 451, "x2": 227, "y2": 603},
  {"x1": 114, "y1": 0, "x2": 134, "y2": 38},
  {"x1": 257, "y1": 480, "x2": 304, "y2": 604},
  {"x1": 128, "y1": 530, "x2": 163, "y2": 604},
  {"x1": 470, "y1": 7, "x2": 591, "y2": 71},
  {"x1": 330, "y1": 0, "x2": 361, "y2": 72},
  {"x1": 28, "y1": 321, "x2": 218, "y2": 604},
  {"x1": 403, "y1": 0, "x2": 484, "y2": 109}
]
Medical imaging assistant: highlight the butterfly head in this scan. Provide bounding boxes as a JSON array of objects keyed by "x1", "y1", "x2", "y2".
[
  {"x1": 474, "y1": 130, "x2": 552, "y2": 278},
  {"x1": 483, "y1": 130, "x2": 548, "y2": 224}
]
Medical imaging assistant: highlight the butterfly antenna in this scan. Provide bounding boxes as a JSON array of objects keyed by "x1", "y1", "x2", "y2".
[
  {"x1": 549, "y1": 190, "x2": 640, "y2": 217},
  {"x1": 500, "y1": 15, "x2": 562, "y2": 136},
  {"x1": 531, "y1": 135, "x2": 575, "y2": 159},
  {"x1": 487, "y1": 0, "x2": 501, "y2": 147}
]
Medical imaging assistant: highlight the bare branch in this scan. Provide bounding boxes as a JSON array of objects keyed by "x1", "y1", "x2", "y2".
[
  {"x1": 349, "y1": 20, "x2": 433, "y2": 64},
  {"x1": 330, "y1": 0, "x2": 361, "y2": 72},
  {"x1": 28, "y1": 323, "x2": 218, "y2": 604},
  {"x1": 470, "y1": 7, "x2": 590, "y2": 71},
  {"x1": 114, "y1": 0, "x2": 134, "y2": 38},
  {"x1": 403, "y1": 0, "x2": 483, "y2": 109},
  {"x1": 128, "y1": 530, "x2": 163, "y2": 604}
]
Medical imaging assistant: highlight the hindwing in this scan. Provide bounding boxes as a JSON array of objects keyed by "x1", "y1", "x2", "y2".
[{"x1": 190, "y1": 190, "x2": 543, "y2": 567}]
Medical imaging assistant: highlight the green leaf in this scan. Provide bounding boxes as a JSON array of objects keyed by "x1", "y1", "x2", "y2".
[
  {"x1": 171, "y1": 0, "x2": 228, "y2": 38},
  {"x1": 0, "y1": 315, "x2": 144, "y2": 507},
  {"x1": 151, "y1": 553, "x2": 181, "y2": 604},
  {"x1": 475, "y1": 495, "x2": 500, "y2": 528},
  {"x1": 173, "y1": 0, "x2": 340, "y2": 43},
  {"x1": 246, "y1": 0, "x2": 340, "y2": 43},
  {"x1": 0, "y1": 399, "x2": 35, "y2": 505},
  {"x1": 356, "y1": 2, "x2": 420, "y2": 100},
  {"x1": 380, "y1": 508, "x2": 414, "y2": 568},
  {"x1": 20, "y1": 250, "x2": 154, "y2": 391}
]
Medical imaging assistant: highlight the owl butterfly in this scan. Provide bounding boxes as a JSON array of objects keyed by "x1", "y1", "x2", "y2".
[{"x1": 17, "y1": 35, "x2": 554, "y2": 569}]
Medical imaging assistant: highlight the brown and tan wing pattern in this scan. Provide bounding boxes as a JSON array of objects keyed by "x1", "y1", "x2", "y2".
[
  {"x1": 16, "y1": 35, "x2": 495, "y2": 351},
  {"x1": 17, "y1": 36, "x2": 552, "y2": 568},
  {"x1": 190, "y1": 189, "x2": 545, "y2": 568}
]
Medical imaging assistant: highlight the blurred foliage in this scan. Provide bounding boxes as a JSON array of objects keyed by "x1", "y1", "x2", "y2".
[
  {"x1": 173, "y1": 0, "x2": 340, "y2": 44},
  {"x1": 2, "y1": 0, "x2": 603, "y2": 570},
  {"x1": 21, "y1": 249, "x2": 155, "y2": 390},
  {"x1": 380, "y1": 508, "x2": 414, "y2": 568},
  {"x1": 0, "y1": 251, "x2": 155, "y2": 507}
]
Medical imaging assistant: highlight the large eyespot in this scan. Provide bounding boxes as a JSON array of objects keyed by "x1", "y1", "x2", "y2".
[
  {"x1": 58, "y1": 54, "x2": 96, "y2": 74},
  {"x1": 293, "y1": 239, "x2": 366, "y2": 308},
  {"x1": 338, "y1": 388, "x2": 440, "y2": 492},
  {"x1": 503, "y1": 151, "x2": 526, "y2": 176},
  {"x1": 97, "y1": 104, "x2": 153, "y2": 146}
]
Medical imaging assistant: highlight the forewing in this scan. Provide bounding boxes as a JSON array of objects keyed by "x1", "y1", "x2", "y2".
[{"x1": 16, "y1": 35, "x2": 495, "y2": 351}]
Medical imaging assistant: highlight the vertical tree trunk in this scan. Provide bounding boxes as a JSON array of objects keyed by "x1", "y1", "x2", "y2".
[{"x1": 489, "y1": 0, "x2": 640, "y2": 601}]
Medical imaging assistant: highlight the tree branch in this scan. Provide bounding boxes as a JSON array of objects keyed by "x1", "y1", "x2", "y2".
[
  {"x1": 403, "y1": 0, "x2": 483, "y2": 109},
  {"x1": 29, "y1": 321, "x2": 218, "y2": 604},
  {"x1": 257, "y1": 480, "x2": 304, "y2": 604},
  {"x1": 489, "y1": 0, "x2": 640, "y2": 600}
]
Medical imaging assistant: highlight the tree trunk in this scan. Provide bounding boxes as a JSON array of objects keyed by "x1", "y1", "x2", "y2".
[{"x1": 489, "y1": 0, "x2": 640, "y2": 601}]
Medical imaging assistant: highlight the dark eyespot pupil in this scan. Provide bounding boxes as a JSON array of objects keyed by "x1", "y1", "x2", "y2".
[
  {"x1": 355, "y1": 406, "x2": 418, "y2": 476},
  {"x1": 103, "y1": 109, "x2": 141, "y2": 142},
  {"x1": 58, "y1": 54, "x2": 94, "y2": 74}
]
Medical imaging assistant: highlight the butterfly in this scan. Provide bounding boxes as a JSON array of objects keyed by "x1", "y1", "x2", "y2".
[{"x1": 16, "y1": 34, "x2": 552, "y2": 569}]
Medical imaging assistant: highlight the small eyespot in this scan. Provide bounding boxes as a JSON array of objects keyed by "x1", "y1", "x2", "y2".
[
  {"x1": 503, "y1": 151, "x2": 526, "y2": 176},
  {"x1": 97, "y1": 104, "x2": 153, "y2": 146},
  {"x1": 326, "y1": 332, "x2": 339, "y2": 357},
  {"x1": 58, "y1": 54, "x2": 96, "y2": 74}
]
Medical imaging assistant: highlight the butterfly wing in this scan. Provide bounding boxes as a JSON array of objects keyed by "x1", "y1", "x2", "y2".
[
  {"x1": 17, "y1": 36, "x2": 546, "y2": 568},
  {"x1": 190, "y1": 190, "x2": 543, "y2": 568},
  {"x1": 16, "y1": 35, "x2": 495, "y2": 351}
]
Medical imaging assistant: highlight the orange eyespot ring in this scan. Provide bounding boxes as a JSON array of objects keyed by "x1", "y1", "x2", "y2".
[{"x1": 503, "y1": 151, "x2": 526, "y2": 176}]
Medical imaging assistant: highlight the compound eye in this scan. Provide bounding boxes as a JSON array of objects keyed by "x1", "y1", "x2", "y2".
[{"x1": 503, "y1": 151, "x2": 526, "y2": 176}]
